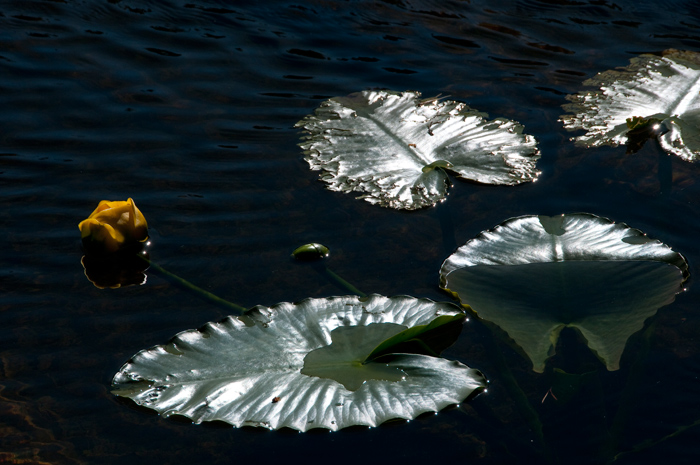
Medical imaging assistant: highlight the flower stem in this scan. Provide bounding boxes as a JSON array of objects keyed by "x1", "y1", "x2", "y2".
[
  {"x1": 322, "y1": 266, "x2": 367, "y2": 297},
  {"x1": 143, "y1": 257, "x2": 247, "y2": 314}
]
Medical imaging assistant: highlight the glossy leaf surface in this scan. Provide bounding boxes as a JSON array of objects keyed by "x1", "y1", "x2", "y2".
[
  {"x1": 296, "y1": 90, "x2": 540, "y2": 210},
  {"x1": 112, "y1": 295, "x2": 486, "y2": 431},
  {"x1": 561, "y1": 49, "x2": 700, "y2": 161},
  {"x1": 291, "y1": 243, "x2": 330, "y2": 261},
  {"x1": 440, "y1": 213, "x2": 688, "y2": 372}
]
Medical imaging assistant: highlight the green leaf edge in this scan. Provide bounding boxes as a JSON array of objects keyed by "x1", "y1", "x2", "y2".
[{"x1": 364, "y1": 313, "x2": 466, "y2": 362}]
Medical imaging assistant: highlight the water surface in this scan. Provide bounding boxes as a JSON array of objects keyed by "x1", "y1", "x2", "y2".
[{"x1": 2, "y1": 1, "x2": 700, "y2": 464}]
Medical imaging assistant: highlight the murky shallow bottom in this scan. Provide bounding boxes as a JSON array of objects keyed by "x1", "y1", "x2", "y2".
[{"x1": 2, "y1": 0, "x2": 700, "y2": 463}]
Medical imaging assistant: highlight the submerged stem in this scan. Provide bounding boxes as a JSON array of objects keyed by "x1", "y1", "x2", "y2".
[
  {"x1": 322, "y1": 266, "x2": 367, "y2": 297},
  {"x1": 292, "y1": 243, "x2": 366, "y2": 297},
  {"x1": 478, "y1": 319, "x2": 551, "y2": 462},
  {"x1": 610, "y1": 418, "x2": 700, "y2": 463},
  {"x1": 143, "y1": 257, "x2": 247, "y2": 314}
]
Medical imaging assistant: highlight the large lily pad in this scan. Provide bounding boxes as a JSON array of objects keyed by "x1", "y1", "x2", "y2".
[
  {"x1": 112, "y1": 294, "x2": 486, "y2": 431},
  {"x1": 561, "y1": 49, "x2": 700, "y2": 161},
  {"x1": 296, "y1": 90, "x2": 540, "y2": 210},
  {"x1": 440, "y1": 213, "x2": 688, "y2": 372}
]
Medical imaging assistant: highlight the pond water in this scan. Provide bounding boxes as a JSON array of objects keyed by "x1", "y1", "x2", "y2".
[{"x1": 2, "y1": 0, "x2": 700, "y2": 463}]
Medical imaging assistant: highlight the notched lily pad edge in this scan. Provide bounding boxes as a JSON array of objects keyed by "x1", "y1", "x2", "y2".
[
  {"x1": 111, "y1": 294, "x2": 484, "y2": 432},
  {"x1": 560, "y1": 49, "x2": 700, "y2": 161},
  {"x1": 296, "y1": 89, "x2": 542, "y2": 210},
  {"x1": 438, "y1": 212, "x2": 690, "y2": 289}
]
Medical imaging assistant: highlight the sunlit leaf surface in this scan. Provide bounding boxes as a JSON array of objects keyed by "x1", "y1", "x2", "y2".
[
  {"x1": 296, "y1": 90, "x2": 540, "y2": 210},
  {"x1": 440, "y1": 213, "x2": 688, "y2": 372},
  {"x1": 561, "y1": 49, "x2": 700, "y2": 161},
  {"x1": 112, "y1": 295, "x2": 486, "y2": 431}
]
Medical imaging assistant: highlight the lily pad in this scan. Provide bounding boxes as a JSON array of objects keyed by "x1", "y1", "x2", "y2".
[
  {"x1": 296, "y1": 90, "x2": 540, "y2": 210},
  {"x1": 561, "y1": 49, "x2": 700, "y2": 161},
  {"x1": 440, "y1": 213, "x2": 688, "y2": 373},
  {"x1": 112, "y1": 294, "x2": 486, "y2": 431}
]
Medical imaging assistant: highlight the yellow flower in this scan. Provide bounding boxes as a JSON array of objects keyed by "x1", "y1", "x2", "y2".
[{"x1": 79, "y1": 198, "x2": 149, "y2": 254}]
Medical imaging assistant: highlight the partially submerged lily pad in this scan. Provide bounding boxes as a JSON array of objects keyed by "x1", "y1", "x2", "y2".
[
  {"x1": 296, "y1": 90, "x2": 540, "y2": 210},
  {"x1": 561, "y1": 49, "x2": 700, "y2": 161},
  {"x1": 440, "y1": 213, "x2": 688, "y2": 373},
  {"x1": 112, "y1": 294, "x2": 486, "y2": 431}
]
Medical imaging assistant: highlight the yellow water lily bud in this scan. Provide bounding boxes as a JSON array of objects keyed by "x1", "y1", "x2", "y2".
[{"x1": 78, "y1": 198, "x2": 149, "y2": 254}]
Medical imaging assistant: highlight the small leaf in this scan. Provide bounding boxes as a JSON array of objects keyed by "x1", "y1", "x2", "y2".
[
  {"x1": 291, "y1": 243, "x2": 330, "y2": 261},
  {"x1": 296, "y1": 90, "x2": 540, "y2": 210},
  {"x1": 626, "y1": 116, "x2": 662, "y2": 131},
  {"x1": 365, "y1": 313, "x2": 466, "y2": 361},
  {"x1": 422, "y1": 159, "x2": 454, "y2": 173},
  {"x1": 301, "y1": 323, "x2": 409, "y2": 391}
]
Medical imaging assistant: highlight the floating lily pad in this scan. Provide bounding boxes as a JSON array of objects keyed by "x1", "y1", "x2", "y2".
[
  {"x1": 561, "y1": 49, "x2": 700, "y2": 161},
  {"x1": 440, "y1": 213, "x2": 688, "y2": 372},
  {"x1": 296, "y1": 90, "x2": 540, "y2": 210},
  {"x1": 112, "y1": 294, "x2": 486, "y2": 431}
]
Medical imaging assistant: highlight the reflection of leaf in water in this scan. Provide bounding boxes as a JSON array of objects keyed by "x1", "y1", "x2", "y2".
[
  {"x1": 296, "y1": 90, "x2": 540, "y2": 210},
  {"x1": 561, "y1": 49, "x2": 700, "y2": 161},
  {"x1": 440, "y1": 213, "x2": 688, "y2": 373},
  {"x1": 112, "y1": 295, "x2": 486, "y2": 431}
]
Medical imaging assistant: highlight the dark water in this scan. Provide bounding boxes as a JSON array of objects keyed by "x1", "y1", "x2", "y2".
[{"x1": 2, "y1": 0, "x2": 700, "y2": 463}]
